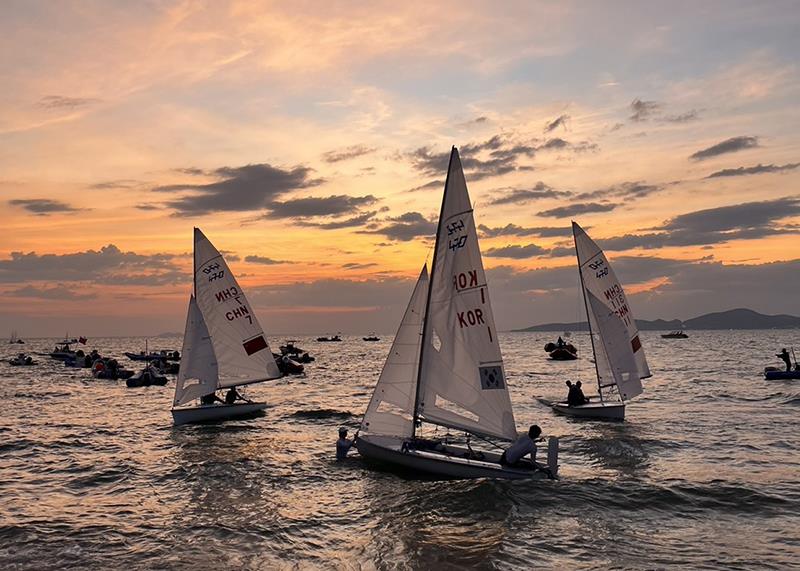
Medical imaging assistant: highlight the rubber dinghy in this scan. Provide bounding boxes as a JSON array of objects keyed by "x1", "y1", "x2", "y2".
[
  {"x1": 356, "y1": 147, "x2": 558, "y2": 480},
  {"x1": 171, "y1": 228, "x2": 283, "y2": 425},
  {"x1": 547, "y1": 222, "x2": 652, "y2": 421}
]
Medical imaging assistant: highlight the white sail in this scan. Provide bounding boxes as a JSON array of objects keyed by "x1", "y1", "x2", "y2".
[
  {"x1": 586, "y1": 290, "x2": 642, "y2": 401},
  {"x1": 361, "y1": 266, "x2": 429, "y2": 438},
  {"x1": 573, "y1": 221, "x2": 651, "y2": 381},
  {"x1": 417, "y1": 148, "x2": 517, "y2": 441},
  {"x1": 193, "y1": 227, "x2": 281, "y2": 388},
  {"x1": 173, "y1": 296, "x2": 219, "y2": 406}
]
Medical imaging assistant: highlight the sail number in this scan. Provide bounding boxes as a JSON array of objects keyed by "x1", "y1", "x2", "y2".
[
  {"x1": 447, "y1": 218, "x2": 467, "y2": 252},
  {"x1": 453, "y1": 270, "x2": 478, "y2": 291},
  {"x1": 603, "y1": 284, "x2": 631, "y2": 326},
  {"x1": 226, "y1": 304, "x2": 253, "y2": 324},
  {"x1": 588, "y1": 259, "x2": 609, "y2": 278},
  {"x1": 202, "y1": 262, "x2": 225, "y2": 283}
]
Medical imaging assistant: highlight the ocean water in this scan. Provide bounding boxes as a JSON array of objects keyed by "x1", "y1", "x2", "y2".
[{"x1": 1, "y1": 331, "x2": 799, "y2": 570}]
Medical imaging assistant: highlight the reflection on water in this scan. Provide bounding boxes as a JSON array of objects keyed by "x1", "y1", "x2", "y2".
[{"x1": 1, "y1": 331, "x2": 799, "y2": 569}]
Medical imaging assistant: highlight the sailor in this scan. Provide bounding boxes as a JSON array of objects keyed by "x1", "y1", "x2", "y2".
[
  {"x1": 500, "y1": 425, "x2": 541, "y2": 466},
  {"x1": 336, "y1": 427, "x2": 358, "y2": 460},
  {"x1": 565, "y1": 380, "x2": 582, "y2": 406},
  {"x1": 575, "y1": 380, "x2": 589, "y2": 405},
  {"x1": 201, "y1": 392, "x2": 223, "y2": 405},
  {"x1": 777, "y1": 348, "x2": 792, "y2": 372},
  {"x1": 556, "y1": 336, "x2": 565, "y2": 347},
  {"x1": 225, "y1": 387, "x2": 242, "y2": 404}
]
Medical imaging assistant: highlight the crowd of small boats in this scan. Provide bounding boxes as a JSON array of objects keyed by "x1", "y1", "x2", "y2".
[{"x1": 4, "y1": 145, "x2": 797, "y2": 482}]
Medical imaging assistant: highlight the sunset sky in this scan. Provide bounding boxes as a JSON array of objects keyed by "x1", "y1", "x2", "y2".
[{"x1": 1, "y1": 0, "x2": 799, "y2": 337}]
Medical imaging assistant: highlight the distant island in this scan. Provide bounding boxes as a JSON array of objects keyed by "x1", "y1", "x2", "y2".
[{"x1": 513, "y1": 308, "x2": 800, "y2": 332}]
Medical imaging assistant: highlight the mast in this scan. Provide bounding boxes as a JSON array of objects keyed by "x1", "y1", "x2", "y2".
[
  {"x1": 411, "y1": 146, "x2": 456, "y2": 439},
  {"x1": 192, "y1": 227, "x2": 197, "y2": 297},
  {"x1": 573, "y1": 222, "x2": 604, "y2": 403}
]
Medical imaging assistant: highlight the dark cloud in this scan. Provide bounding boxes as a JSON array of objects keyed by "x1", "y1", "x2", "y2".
[
  {"x1": 577, "y1": 181, "x2": 663, "y2": 201},
  {"x1": 0, "y1": 244, "x2": 182, "y2": 285},
  {"x1": 544, "y1": 114, "x2": 569, "y2": 133},
  {"x1": 478, "y1": 224, "x2": 573, "y2": 238},
  {"x1": 538, "y1": 202, "x2": 617, "y2": 218},
  {"x1": 406, "y1": 179, "x2": 443, "y2": 193},
  {"x1": 9, "y1": 199, "x2": 81, "y2": 215},
  {"x1": 38, "y1": 95, "x2": 98, "y2": 109},
  {"x1": 663, "y1": 110, "x2": 700, "y2": 124},
  {"x1": 629, "y1": 98, "x2": 662, "y2": 122},
  {"x1": 597, "y1": 197, "x2": 800, "y2": 250},
  {"x1": 705, "y1": 162, "x2": 800, "y2": 178},
  {"x1": 537, "y1": 138, "x2": 597, "y2": 153},
  {"x1": 154, "y1": 163, "x2": 324, "y2": 215},
  {"x1": 488, "y1": 182, "x2": 572, "y2": 205},
  {"x1": 484, "y1": 244, "x2": 548, "y2": 259},
  {"x1": 244, "y1": 255, "x2": 293, "y2": 265},
  {"x1": 8, "y1": 284, "x2": 96, "y2": 300},
  {"x1": 174, "y1": 167, "x2": 207, "y2": 176},
  {"x1": 548, "y1": 246, "x2": 575, "y2": 257},
  {"x1": 295, "y1": 211, "x2": 377, "y2": 229},
  {"x1": 89, "y1": 179, "x2": 142, "y2": 190},
  {"x1": 322, "y1": 145, "x2": 377, "y2": 163},
  {"x1": 342, "y1": 262, "x2": 379, "y2": 270},
  {"x1": 262, "y1": 194, "x2": 377, "y2": 219},
  {"x1": 135, "y1": 203, "x2": 161, "y2": 211},
  {"x1": 689, "y1": 136, "x2": 759, "y2": 161},
  {"x1": 359, "y1": 211, "x2": 436, "y2": 242}
]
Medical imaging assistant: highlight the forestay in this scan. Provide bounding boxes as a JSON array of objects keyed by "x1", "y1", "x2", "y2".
[
  {"x1": 417, "y1": 148, "x2": 517, "y2": 441},
  {"x1": 573, "y1": 221, "x2": 651, "y2": 381},
  {"x1": 173, "y1": 296, "x2": 218, "y2": 406},
  {"x1": 586, "y1": 291, "x2": 642, "y2": 401},
  {"x1": 193, "y1": 228, "x2": 281, "y2": 388},
  {"x1": 361, "y1": 266, "x2": 428, "y2": 438}
]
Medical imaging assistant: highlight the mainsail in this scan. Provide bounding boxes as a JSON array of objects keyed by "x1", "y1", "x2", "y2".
[
  {"x1": 573, "y1": 221, "x2": 649, "y2": 401},
  {"x1": 192, "y1": 227, "x2": 281, "y2": 388},
  {"x1": 416, "y1": 148, "x2": 517, "y2": 441},
  {"x1": 173, "y1": 296, "x2": 218, "y2": 406},
  {"x1": 361, "y1": 266, "x2": 429, "y2": 438}
]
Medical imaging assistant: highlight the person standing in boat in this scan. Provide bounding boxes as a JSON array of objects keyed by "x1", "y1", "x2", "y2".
[
  {"x1": 500, "y1": 425, "x2": 542, "y2": 467},
  {"x1": 777, "y1": 348, "x2": 792, "y2": 372},
  {"x1": 336, "y1": 427, "x2": 358, "y2": 460}
]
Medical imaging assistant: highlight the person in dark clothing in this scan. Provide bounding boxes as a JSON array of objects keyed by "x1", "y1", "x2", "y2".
[
  {"x1": 575, "y1": 381, "x2": 589, "y2": 404},
  {"x1": 565, "y1": 380, "x2": 580, "y2": 406},
  {"x1": 556, "y1": 336, "x2": 565, "y2": 347},
  {"x1": 225, "y1": 387, "x2": 241, "y2": 404},
  {"x1": 777, "y1": 348, "x2": 792, "y2": 372},
  {"x1": 201, "y1": 392, "x2": 224, "y2": 405}
]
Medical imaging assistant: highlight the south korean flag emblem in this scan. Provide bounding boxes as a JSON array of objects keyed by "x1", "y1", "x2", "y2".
[{"x1": 480, "y1": 365, "x2": 505, "y2": 390}]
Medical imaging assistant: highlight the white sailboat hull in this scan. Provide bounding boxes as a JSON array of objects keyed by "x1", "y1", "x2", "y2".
[
  {"x1": 356, "y1": 434, "x2": 556, "y2": 480},
  {"x1": 171, "y1": 402, "x2": 267, "y2": 425},
  {"x1": 547, "y1": 400, "x2": 625, "y2": 421}
]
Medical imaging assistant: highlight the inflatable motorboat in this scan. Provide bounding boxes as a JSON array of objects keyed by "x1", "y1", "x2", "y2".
[
  {"x1": 544, "y1": 341, "x2": 578, "y2": 360},
  {"x1": 126, "y1": 364, "x2": 168, "y2": 387},
  {"x1": 764, "y1": 366, "x2": 800, "y2": 380}
]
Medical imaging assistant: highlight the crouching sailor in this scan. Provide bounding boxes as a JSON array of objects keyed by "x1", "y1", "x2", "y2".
[
  {"x1": 500, "y1": 425, "x2": 542, "y2": 467},
  {"x1": 336, "y1": 427, "x2": 358, "y2": 460}
]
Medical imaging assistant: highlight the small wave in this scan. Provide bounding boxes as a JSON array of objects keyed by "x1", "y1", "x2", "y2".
[
  {"x1": 290, "y1": 408, "x2": 355, "y2": 421},
  {"x1": 0, "y1": 439, "x2": 32, "y2": 452},
  {"x1": 781, "y1": 396, "x2": 800, "y2": 406}
]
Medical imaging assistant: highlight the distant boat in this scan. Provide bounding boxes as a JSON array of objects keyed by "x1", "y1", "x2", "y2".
[
  {"x1": 661, "y1": 330, "x2": 688, "y2": 339},
  {"x1": 8, "y1": 353, "x2": 35, "y2": 366},
  {"x1": 357, "y1": 147, "x2": 559, "y2": 480},
  {"x1": 126, "y1": 363, "x2": 168, "y2": 387},
  {"x1": 171, "y1": 228, "x2": 283, "y2": 425},
  {"x1": 363, "y1": 334, "x2": 380, "y2": 342},
  {"x1": 316, "y1": 335, "x2": 342, "y2": 342},
  {"x1": 50, "y1": 339, "x2": 79, "y2": 361},
  {"x1": 547, "y1": 222, "x2": 652, "y2": 421},
  {"x1": 544, "y1": 339, "x2": 578, "y2": 360},
  {"x1": 8, "y1": 331, "x2": 24, "y2": 344}
]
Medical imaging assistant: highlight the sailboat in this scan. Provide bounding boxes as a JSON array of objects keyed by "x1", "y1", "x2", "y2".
[
  {"x1": 171, "y1": 228, "x2": 283, "y2": 425},
  {"x1": 8, "y1": 331, "x2": 25, "y2": 344},
  {"x1": 548, "y1": 222, "x2": 651, "y2": 420},
  {"x1": 356, "y1": 147, "x2": 559, "y2": 480}
]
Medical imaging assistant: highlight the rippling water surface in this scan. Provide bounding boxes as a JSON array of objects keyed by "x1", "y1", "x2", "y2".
[{"x1": 2, "y1": 331, "x2": 799, "y2": 570}]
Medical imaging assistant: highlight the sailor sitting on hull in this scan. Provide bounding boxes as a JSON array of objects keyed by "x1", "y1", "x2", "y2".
[
  {"x1": 336, "y1": 427, "x2": 358, "y2": 460},
  {"x1": 500, "y1": 425, "x2": 541, "y2": 467}
]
